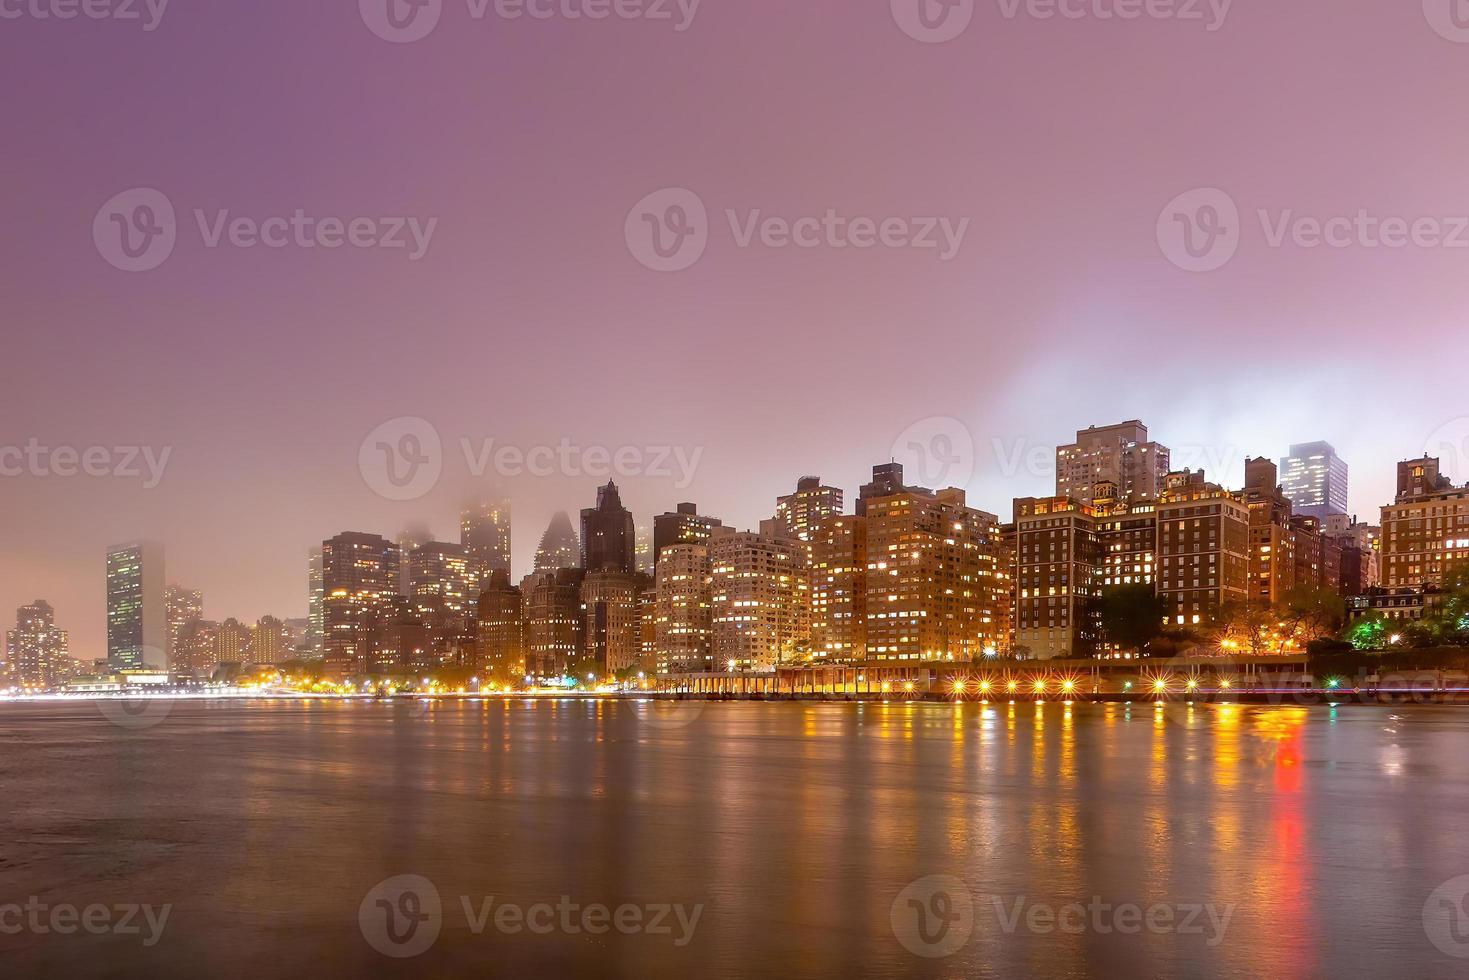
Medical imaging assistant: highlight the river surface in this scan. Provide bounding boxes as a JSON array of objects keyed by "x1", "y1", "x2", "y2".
[{"x1": 3, "y1": 698, "x2": 1469, "y2": 978}]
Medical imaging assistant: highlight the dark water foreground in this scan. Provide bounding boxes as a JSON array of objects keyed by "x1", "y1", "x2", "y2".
[{"x1": 3, "y1": 699, "x2": 1469, "y2": 979}]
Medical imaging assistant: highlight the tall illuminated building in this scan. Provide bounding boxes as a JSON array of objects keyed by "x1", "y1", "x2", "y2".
[
  {"x1": 407, "y1": 541, "x2": 475, "y2": 633},
  {"x1": 475, "y1": 570, "x2": 524, "y2": 679},
  {"x1": 461, "y1": 498, "x2": 512, "y2": 586},
  {"x1": 522, "y1": 568, "x2": 585, "y2": 678},
  {"x1": 774, "y1": 476, "x2": 844, "y2": 545},
  {"x1": 396, "y1": 523, "x2": 432, "y2": 594},
  {"x1": 533, "y1": 512, "x2": 580, "y2": 572},
  {"x1": 1381, "y1": 456, "x2": 1469, "y2": 589},
  {"x1": 1155, "y1": 470, "x2": 1250, "y2": 627},
  {"x1": 106, "y1": 541, "x2": 166, "y2": 670},
  {"x1": 861, "y1": 464, "x2": 1007, "y2": 662},
  {"x1": 581, "y1": 481, "x2": 636, "y2": 573},
  {"x1": 581, "y1": 570, "x2": 648, "y2": 675},
  {"x1": 1279, "y1": 441, "x2": 1348, "y2": 521},
  {"x1": 307, "y1": 548, "x2": 324, "y2": 657},
  {"x1": 214, "y1": 618, "x2": 250, "y2": 665},
  {"x1": 1243, "y1": 457, "x2": 1297, "y2": 606},
  {"x1": 248, "y1": 615, "x2": 289, "y2": 666},
  {"x1": 1056, "y1": 421, "x2": 1170, "y2": 507},
  {"x1": 655, "y1": 543, "x2": 713, "y2": 673},
  {"x1": 321, "y1": 532, "x2": 400, "y2": 678},
  {"x1": 1012, "y1": 496, "x2": 1100, "y2": 660},
  {"x1": 165, "y1": 584, "x2": 203, "y2": 669},
  {"x1": 810, "y1": 515, "x2": 867, "y2": 661},
  {"x1": 635, "y1": 522, "x2": 655, "y2": 575},
  {"x1": 6, "y1": 600, "x2": 69, "y2": 688},
  {"x1": 652, "y1": 503, "x2": 723, "y2": 562},
  {"x1": 709, "y1": 527, "x2": 810, "y2": 670}
]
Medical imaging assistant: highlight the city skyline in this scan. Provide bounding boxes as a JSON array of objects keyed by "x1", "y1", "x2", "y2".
[{"x1": 7, "y1": 424, "x2": 1463, "y2": 664}]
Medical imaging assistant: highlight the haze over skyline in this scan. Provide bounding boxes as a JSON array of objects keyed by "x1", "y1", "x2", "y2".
[{"x1": 5, "y1": 0, "x2": 1469, "y2": 657}]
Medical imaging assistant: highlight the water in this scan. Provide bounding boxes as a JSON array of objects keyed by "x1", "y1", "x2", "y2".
[{"x1": 3, "y1": 698, "x2": 1468, "y2": 978}]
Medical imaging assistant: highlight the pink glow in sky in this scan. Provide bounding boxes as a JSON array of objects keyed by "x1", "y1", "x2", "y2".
[{"x1": 3, "y1": 0, "x2": 1469, "y2": 657}]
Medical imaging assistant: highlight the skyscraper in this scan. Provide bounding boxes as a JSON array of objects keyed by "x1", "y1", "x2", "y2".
[
  {"x1": 165, "y1": 584, "x2": 203, "y2": 669},
  {"x1": 106, "y1": 541, "x2": 166, "y2": 671},
  {"x1": 321, "y1": 532, "x2": 400, "y2": 678},
  {"x1": 581, "y1": 481, "x2": 635, "y2": 573},
  {"x1": 581, "y1": 570, "x2": 647, "y2": 676},
  {"x1": 709, "y1": 527, "x2": 810, "y2": 670},
  {"x1": 461, "y1": 498, "x2": 512, "y2": 585},
  {"x1": 396, "y1": 523, "x2": 432, "y2": 594},
  {"x1": 1279, "y1": 441, "x2": 1349, "y2": 520},
  {"x1": 861, "y1": 473, "x2": 1006, "y2": 662},
  {"x1": 6, "y1": 600, "x2": 69, "y2": 688},
  {"x1": 1012, "y1": 496, "x2": 1101, "y2": 660},
  {"x1": 522, "y1": 568, "x2": 586, "y2": 679},
  {"x1": 655, "y1": 543, "x2": 713, "y2": 673},
  {"x1": 533, "y1": 512, "x2": 580, "y2": 572},
  {"x1": 307, "y1": 548, "x2": 324, "y2": 658},
  {"x1": 475, "y1": 570, "x2": 524, "y2": 679},
  {"x1": 407, "y1": 541, "x2": 475, "y2": 632},
  {"x1": 1381, "y1": 456, "x2": 1469, "y2": 590},
  {"x1": 810, "y1": 515, "x2": 867, "y2": 661},
  {"x1": 1056, "y1": 421, "x2": 1171, "y2": 506},
  {"x1": 774, "y1": 476, "x2": 844, "y2": 544},
  {"x1": 652, "y1": 503, "x2": 723, "y2": 562}
]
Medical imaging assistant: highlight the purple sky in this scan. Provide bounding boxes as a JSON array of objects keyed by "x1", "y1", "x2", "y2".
[{"x1": 4, "y1": 0, "x2": 1469, "y2": 658}]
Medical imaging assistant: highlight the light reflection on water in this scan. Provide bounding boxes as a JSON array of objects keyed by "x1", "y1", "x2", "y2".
[{"x1": 1, "y1": 700, "x2": 1467, "y2": 979}]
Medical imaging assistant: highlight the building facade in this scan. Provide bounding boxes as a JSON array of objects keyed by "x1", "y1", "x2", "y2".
[
  {"x1": 106, "y1": 541, "x2": 166, "y2": 670},
  {"x1": 1381, "y1": 457, "x2": 1469, "y2": 590},
  {"x1": 1055, "y1": 421, "x2": 1171, "y2": 506},
  {"x1": 6, "y1": 600, "x2": 69, "y2": 688},
  {"x1": 709, "y1": 528, "x2": 810, "y2": 670},
  {"x1": 810, "y1": 515, "x2": 867, "y2": 661},
  {"x1": 1279, "y1": 441, "x2": 1348, "y2": 521},
  {"x1": 321, "y1": 532, "x2": 401, "y2": 678},
  {"x1": 655, "y1": 543, "x2": 713, "y2": 673}
]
